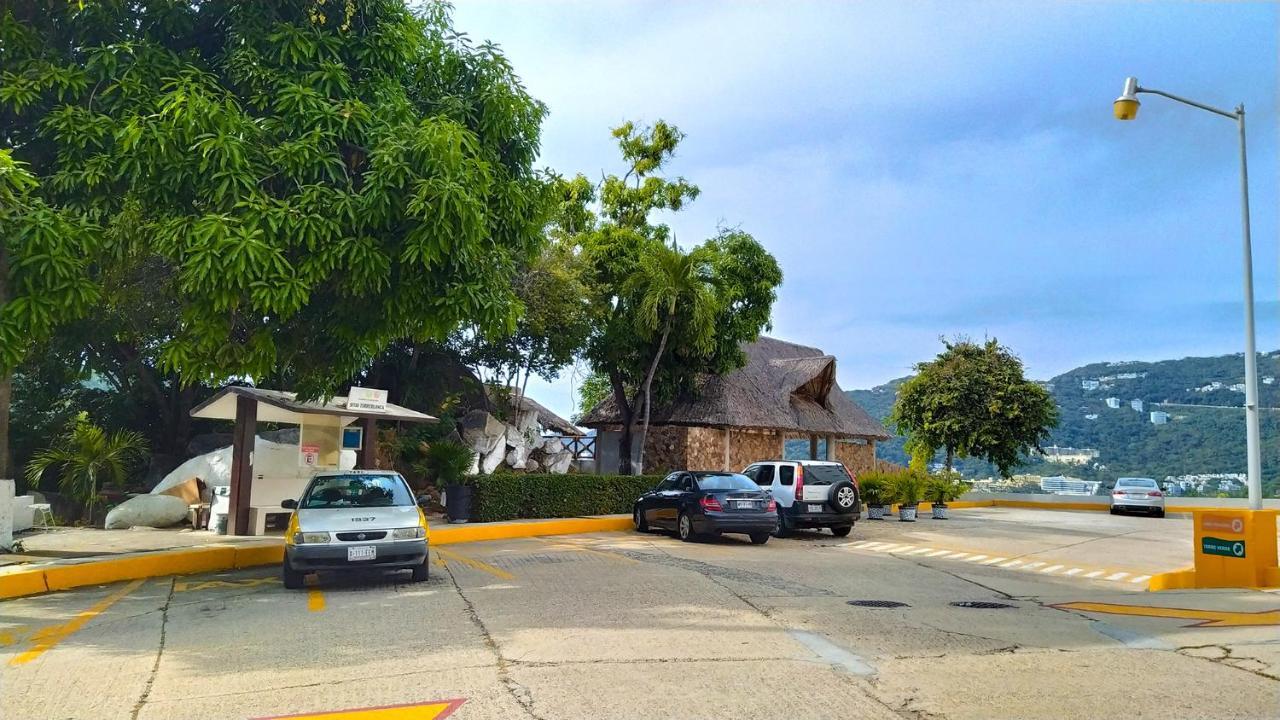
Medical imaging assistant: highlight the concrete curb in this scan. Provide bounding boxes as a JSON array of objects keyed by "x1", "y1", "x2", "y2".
[{"x1": 0, "y1": 515, "x2": 633, "y2": 600}]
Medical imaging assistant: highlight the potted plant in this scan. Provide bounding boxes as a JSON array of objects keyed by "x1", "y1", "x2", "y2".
[
  {"x1": 889, "y1": 470, "x2": 924, "y2": 522},
  {"x1": 924, "y1": 471, "x2": 971, "y2": 519},
  {"x1": 859, "y1": 473, "x2": 890, "y2": 520},
  {"x1": 419, "y1": 441, "x2": 477, "y2": 524}
]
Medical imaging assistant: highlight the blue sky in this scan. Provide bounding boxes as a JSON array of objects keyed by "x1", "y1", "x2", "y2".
[{"x1": 452, "y1": 1, "x2": 1279, "y2": 420}]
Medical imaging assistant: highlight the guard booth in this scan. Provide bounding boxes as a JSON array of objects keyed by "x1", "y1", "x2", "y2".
[{"x1": 190, "y1": 386, "x2": 436, "y2": 536}]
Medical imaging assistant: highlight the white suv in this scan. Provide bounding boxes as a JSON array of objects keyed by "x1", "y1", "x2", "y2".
[{"x1": 741, "y1": 460, "x2": 860, "y2": 537}]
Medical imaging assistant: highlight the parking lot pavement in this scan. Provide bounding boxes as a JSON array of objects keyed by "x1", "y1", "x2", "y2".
[{"x1": 1, "y1": 510, "x2": 1277, "y2": 720}]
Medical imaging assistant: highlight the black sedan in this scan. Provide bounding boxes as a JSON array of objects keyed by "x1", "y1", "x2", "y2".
[{"x1": 633, "y1": 471, "x2": 777, "y2": 544}]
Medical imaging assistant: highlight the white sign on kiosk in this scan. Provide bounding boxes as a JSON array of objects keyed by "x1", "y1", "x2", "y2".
[{"x1": 346, "y1": 386, "x2": 388, "y2": 412}]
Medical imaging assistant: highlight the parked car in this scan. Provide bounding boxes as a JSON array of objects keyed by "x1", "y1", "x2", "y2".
[
  {"x1": 633, "y1": 471, "x2": 777, "y2": 544},
  {"x1": 281, "y1": 470, "x2": 431, "y2": 588},
  {"x1": 742, "y1": 460, "x2": 859, "y2": 537},
  {"x1": 1109, "y1": 477, "x2": 1165, "y2": 517}
]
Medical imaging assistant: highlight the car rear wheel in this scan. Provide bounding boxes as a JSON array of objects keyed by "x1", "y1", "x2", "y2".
[
  {"x1": 1109, "y1": 507, "x2": 1119, "y2": 515},
  {"x1": 830, "y1": 525, "x2": 852, "y2": 537},
  {"x1": 282, "y1": 557, "x2": 304, "y2": 590},
  {"x1": 633, "y1": 506, "x2": 649, "y2": 532},
  {"x1": 749, "y1": 532, "x2": 770, "y2": 545},
  {"x1": 1154, "y1": 509, "x2": 1165, "y2": 518},
  {"x1": 678, "y1": 513, "x2": 695, "y2": 542}
]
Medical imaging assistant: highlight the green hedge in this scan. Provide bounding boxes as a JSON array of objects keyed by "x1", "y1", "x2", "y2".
[{"x1": 469, "y1": 473, "x2": 665, "y2": 522}]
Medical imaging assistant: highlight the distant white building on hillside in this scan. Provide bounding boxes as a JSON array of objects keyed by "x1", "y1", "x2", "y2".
[
  {"x1": 1150, "y1": 410, "x2": 1170, "y2": 425},
  {"x1": 1130, "y1": 399, "x2": 1145, "y2": 412},
  {"x1": 1105, "y1": 397, "x2": 1121, "y2": 409},
  {"x1": 1041, "y1": 445, "x2": 1100, "y2": 465},
  {"x1": 1229, "y1": 383, "x2": 1246, "y2": 393},
  {"x1": 1264, "y1": 377, "x2": 1275, "y2": 385},
  {"x1": 1081, "y1": 379, "x2": 1100, "y2": 391},
  {"x1": 1085, "y1": 413, "x2": 1099, "y2": 420}
]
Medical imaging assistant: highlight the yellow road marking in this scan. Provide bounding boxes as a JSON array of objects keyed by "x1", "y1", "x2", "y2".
[
  {"x1": 307, "y1": 588, "x2": 325, "y2": 612},
  {"x1": 965, "y1": 555, "x2": 988, "y2": 563},
  {"x1": 1130, "y1": 575, "x2": 1152, "y2": 584},
  {"x1": 1084, "y1": 570, "x2": 1105, "y2": 578},
  {"x1": 1022, "y1": 562, "x2": 1046, "y2": 571},
  {"x1": 1052, "y1": 601, "x2": 1280, "y2": 628},
  {"x1": 537, "y1": 538, "x2": 640, "y2": 563},
  {"x1": 0, "y1": 625, "x2": 31, "y2": 647},
  {"x1": 1000, "y1": 560, "x2": 1023, "y2": 568},
  {"x1": 1063, "y1": 568, "x2": 1083, "y2": 576},
  {"x1": 909, "y1": 547, "x2": 933, "y2": 555},
  {"x1": 253, "y1": 697, "x2": 465, "y2": 719},
  {"x1": 1106, "y1": 572, "x2": 1129, "y2": 581},
  {"x1": 434, "y1": 547, "x2": 516, "y2": 581},
  {"x1": 1041, "y1": 564, "x2": 1064, "y2": 574},
  {"x1": 10, "y1": 579, "x2": 146, "y2": 666},
  {"x1": 174, "y1": 577, "x2": 279, "y2": 592},
  {"x1": 982, "y1": 557, "x2": 1006, "y2": 564},
  {"x1": 927, "y1": 550, "x2": 951, "y2": 558}
]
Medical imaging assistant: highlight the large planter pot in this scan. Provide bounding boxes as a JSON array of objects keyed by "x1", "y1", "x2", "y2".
[
  {"x1": 444, "y1": 484, "x2": 473, "y2": 524},
  {"x1": 931, "y1": 502, "x2": 949, "y2": 520},
  {"x1": 899, "y1": 504, "x2": 918, "y2": 522},
  {"x1": 867, "y1": 504, "x2": 887, "y2": 520}
]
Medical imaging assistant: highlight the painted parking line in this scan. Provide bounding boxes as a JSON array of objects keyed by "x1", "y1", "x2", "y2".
[
  {"x1": 253, "y1": 698, "x2": 466, "y2": 719},
  {"x1": 536, "y1": 538, "x2": 640, "y2": 563},
  {"x1": 307, "y1": 589, "x2": 326, "y2": 612},
  {"x1": 434, "y1": 547, "x2": 516, "y2": 581},
  {"x1": 174, "y1": 577, "x2": 278, "y2": 593},
  {"x1": 10, "y1": 578, "x2": 146, "y2": 666},
  {"x1": 841, "y1": 542, "x2": 1158, "y2": 587}
]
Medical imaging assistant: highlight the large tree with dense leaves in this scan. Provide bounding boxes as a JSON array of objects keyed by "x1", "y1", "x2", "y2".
[
  {"x1": 570, "y1": 122, "x2": 782, "y2": 474},
  {"x1": 890, "y1": 338, "x2": 1059, "y2": 477},
  {"x1": 0, "y1": 1, "x2": 548, "y2": 476}
]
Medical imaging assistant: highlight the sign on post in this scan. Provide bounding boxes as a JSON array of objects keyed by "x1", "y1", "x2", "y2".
[
  {"x1": 1201, "y1": 537, "x2": 1246, "y2": 558},
  {"x1": 346, "y1": 387, "x2": 388, "y2": 412}
]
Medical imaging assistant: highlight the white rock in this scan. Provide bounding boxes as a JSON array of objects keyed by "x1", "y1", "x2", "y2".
[
  {"x1": 546, "y1": 451, "x2": 573, "y2": 474},
  {"x1": 506, "y1": 445, "x2": 530, "y2": 469},
  {"x1": 481, "y1": 441, "x2": 506, "y2": 474},
  {"x1": 516, "y1": 409, "x2": 539, "y2": 433},
  {"x1": 105, "y1": 494, "x2": 190, "y2": 529},
  {"x1": 525, "y1": 458, "x2": 540, "y2": 472}
]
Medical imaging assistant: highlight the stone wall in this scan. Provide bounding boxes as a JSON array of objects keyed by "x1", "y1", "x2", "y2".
[
  {"x1": 642, "y1": 425, "x2": 690, "y2": 474},
  {"x1": 683, "y1": 427, "x2": 724, "y2": 471},
  {"x1": 727, "y1": 429, "x2": 783, "y2": 471},
  {"x1": 834, "y1": 439, "x2": 876, "y2": 475}
]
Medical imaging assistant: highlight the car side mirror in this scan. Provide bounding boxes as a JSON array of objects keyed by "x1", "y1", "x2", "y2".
[{"x1": 281, "y1": 499, "x2": 297, "y2": 509}]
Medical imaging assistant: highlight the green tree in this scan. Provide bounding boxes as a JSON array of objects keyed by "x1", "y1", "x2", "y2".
[
  {"x1": 890, "y1": 338, "x2": 1059, "y2": 476},
  {"x1": 24, "y1": 412, "x2": 148, "y2": 518},
  {"x1": 1, "y1": 1, "x2": 547, "y2": 406},
  {"x1": 570, "y1": 122, "x2": 782, "y2": 474}
]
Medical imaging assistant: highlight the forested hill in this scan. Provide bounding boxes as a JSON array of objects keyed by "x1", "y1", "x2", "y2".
[{"x1": 849, "y1": 351, "x2": 1280, "y2": 482}]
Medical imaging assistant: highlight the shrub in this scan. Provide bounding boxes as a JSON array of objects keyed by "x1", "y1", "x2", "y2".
[
  {"x1": 924, "y1": 471, "x2": 971, "y2": 505},
  {"x1": 857, "y1": 472, "x2": 892, "y2": 506},
  {"x1": 418, "y1": 441, "x2": 476, "y2": 489},
  {"x1": 885, "y1": 469, "x2": 926, "y2": 507},
  {"x1": 469, "y1": 473, "x2": 665, "y2": 522}
]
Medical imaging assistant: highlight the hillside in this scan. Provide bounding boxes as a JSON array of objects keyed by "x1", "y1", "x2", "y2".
[{"x1": 850, "y1": 351, "x2": 1280, "y2": 488}]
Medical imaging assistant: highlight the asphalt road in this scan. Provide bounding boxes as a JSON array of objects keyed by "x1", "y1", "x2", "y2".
[{"x1": 2, "y1": 508, "x2": 1277, "y2": 719}]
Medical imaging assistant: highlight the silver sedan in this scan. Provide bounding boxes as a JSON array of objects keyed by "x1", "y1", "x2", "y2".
[{"x1": 1109, "y1": 477, "x2": 1166, "y2": 518}]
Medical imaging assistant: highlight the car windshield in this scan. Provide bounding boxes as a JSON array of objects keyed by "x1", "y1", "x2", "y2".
[
  {"x1": 300, "y1": 474, "x2": 413, "y2": 509},
  {"x1": 695, "y1": 473, "x2": 758, "y2": 491},
  {"x1": 1118, "y1": 478, "x2": 1157, "y2": 489}
]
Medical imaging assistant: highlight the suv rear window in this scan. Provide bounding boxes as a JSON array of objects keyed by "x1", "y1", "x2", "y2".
[
  {"x1": 695, "y1": 474, "x2": 757, "y2": 491},
  {"x1": 301, "y1": 474, "x2": 414, "y2": 509},
  {"x1": 802, "y1": 464, "x2": 850, "y2": 485}
]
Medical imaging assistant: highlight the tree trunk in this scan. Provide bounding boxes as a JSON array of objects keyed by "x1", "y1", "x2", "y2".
[
  {"x1": 634, "y1": 315, "x2": 673, "y2": 476},
  {"x1": 945, "y1": 448, "x2": 954, "y2": 472},
  {"x1": 609, "y1": 372, "x2": 636, "y2": 475},
  {"x1": 0, "y1": 369, "x2": 10, "y2": 482},
  {"x1": 0, "y1": 239, "x2": 10, "y2": 481}
]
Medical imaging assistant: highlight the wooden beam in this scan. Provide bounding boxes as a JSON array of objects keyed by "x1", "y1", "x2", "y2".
[
  {"x1": 722, "y1": 428, "x2": 731, "y2": 471},
  {"x1": 826, "y1": 434, "x2": 836, "y2": 461},
  {"x1": 358, "y1": 417, "x2": 377, "y2": 469},
  {"x1": 228, "y1": 394, "x2": 257, "y2": 536},
  {"x1": 809, "y1": 435, "x2": 818, "y2": 460}
]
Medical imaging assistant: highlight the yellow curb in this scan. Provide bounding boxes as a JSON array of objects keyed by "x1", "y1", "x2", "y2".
[
  {"x1": 431, "y1": 516, "x2": 633, "y2": 545},
  {"x1": 0, "y1": 516, "x2": 632, "y2": 601}
]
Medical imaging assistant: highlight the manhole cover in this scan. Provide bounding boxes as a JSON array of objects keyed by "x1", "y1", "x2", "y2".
[
  {"x1": 846, "y1": 599, "x2": 909, "y2": 608},
  {"x1": 950, "y1": 601, "x2": 1015, "y2": 609}
]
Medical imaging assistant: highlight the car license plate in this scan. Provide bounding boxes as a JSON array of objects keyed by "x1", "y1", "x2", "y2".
[
  {"x1": 735, "y1": 501, "x2": 754, "y2": 509},
  {"x1": 347, "y1": 545, "x2": 376, "y2": 562},
  {"x1": 807, "y1": 504, "x2": 823, "y2": 513}
]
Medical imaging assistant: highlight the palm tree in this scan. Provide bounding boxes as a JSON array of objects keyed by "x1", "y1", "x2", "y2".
[
  {"x1": 625, "y1": 242, "x2": 717, "y2": 473},
  {"x1": 24, "y1": 412, "x2": 149, "y2": 520}
]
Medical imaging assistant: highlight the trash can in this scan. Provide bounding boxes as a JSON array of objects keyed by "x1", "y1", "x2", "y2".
[{"x1": 209, "y1": 486, "x2": 231, "y2": 534}]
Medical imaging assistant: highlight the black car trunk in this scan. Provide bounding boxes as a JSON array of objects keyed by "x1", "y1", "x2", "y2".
[{"x1": 713, "y1": 491, "x2": 770, "y2": 513}]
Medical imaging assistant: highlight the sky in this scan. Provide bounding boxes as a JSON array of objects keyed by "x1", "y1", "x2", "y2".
[{"x1": 451, "y1": 0, "x2": 1280, "y2": 421}]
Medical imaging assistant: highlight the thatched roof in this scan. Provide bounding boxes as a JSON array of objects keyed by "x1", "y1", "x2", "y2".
[
  {"x1": 579, "y1": 336, "x2": 890, "y2": 440},
  {"x1": 513, "y1": 392, "x2": 584, "y2": 436}
]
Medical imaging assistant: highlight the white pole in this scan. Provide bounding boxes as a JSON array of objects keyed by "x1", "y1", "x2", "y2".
[{"x1": 1236, "y1": 106, "x2": 1262, "y2": 510}]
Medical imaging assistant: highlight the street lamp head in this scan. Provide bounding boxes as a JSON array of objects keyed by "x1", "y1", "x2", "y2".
[{"x1": 1114, "y1": 76, "x2": 1140, "y2": 120}]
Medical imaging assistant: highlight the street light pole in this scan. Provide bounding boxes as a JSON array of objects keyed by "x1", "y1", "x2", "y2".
[{"x1": 1114, "y1": 78, "x2": 1262, "y2": 510}]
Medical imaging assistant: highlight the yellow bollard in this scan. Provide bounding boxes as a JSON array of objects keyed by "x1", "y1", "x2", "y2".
[{"x1": 1150, "y1": 509, "x2": 1279, "y2": 590}]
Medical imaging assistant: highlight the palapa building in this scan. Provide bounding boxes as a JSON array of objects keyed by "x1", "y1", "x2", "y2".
[{"x1": 580, "y1": 336, "x2": 890, "y2": 475}]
